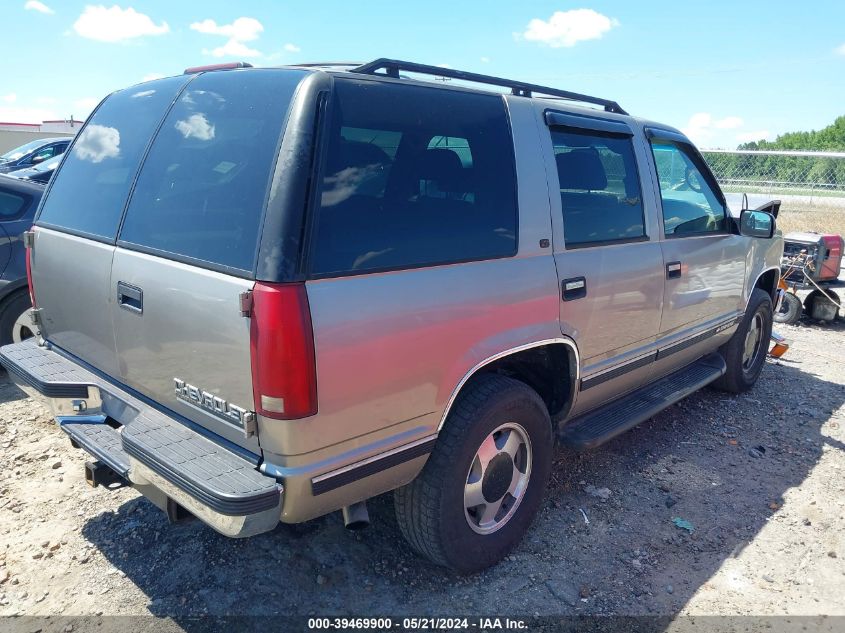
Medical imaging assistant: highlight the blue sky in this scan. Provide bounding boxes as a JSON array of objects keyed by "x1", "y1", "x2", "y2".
[{"x1": 2, "y1": 0, "x2": 844, "y2": 148}]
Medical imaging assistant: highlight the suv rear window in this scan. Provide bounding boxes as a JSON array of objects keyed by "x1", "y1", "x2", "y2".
[
  {"x1": 310, "y1": 79, "x2": 518, "y2": 276},
  {"x1": 37, "y1": 76, "x2": 190, "y2": 240},
  {"x1": 118, "y1": 69, "x2": 306, "y2": 273}
]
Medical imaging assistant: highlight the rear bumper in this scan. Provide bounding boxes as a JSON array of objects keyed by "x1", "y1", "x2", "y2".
[{"x1": 0, "y1": 339, "x2": 283, "y2": 538}]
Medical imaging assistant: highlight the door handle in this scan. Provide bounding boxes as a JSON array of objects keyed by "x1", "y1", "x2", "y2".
[
  {"x1": 666, "y1": 261, "x2": 682, "y2": 279},
  {"x1": 561, "y1": 276, "x2": 587, "y2": 301},
  {"x1": 117, "y1": 282, "x2": 143, "y2": 314}
]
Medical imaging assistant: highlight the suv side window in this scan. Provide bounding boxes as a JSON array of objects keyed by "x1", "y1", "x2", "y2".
[
  {"x1": 650, "y1": 141, "x2": 727, "y2": 236},
  {"x1": 311, "y1": 79, "x2": 518, "y2": 276},
  {"x1": 0, "y1": 189, "x2": 28, "y2": 218},
  {"x1": 29, "y1": 146, "x2": 55, "y2": 164},
  {"x1": 38, "y1": 76, "x2": 190, "y2": 240},
  {"x1": 551, "y1": 129, "x2": 645, "y2": 247}
]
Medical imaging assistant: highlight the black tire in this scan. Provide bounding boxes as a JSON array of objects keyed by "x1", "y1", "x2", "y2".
[
  {"x1": 714, "y1": 288, "x2": 773, "y2": 393},
  {"x1": 0, "y1": 290, "x2": 33, "y2": 346},
  {"x1": 394, "y1": 374, "x2": 553, "y2": 574},
  {"x1": 773, "y1": 292, "x2": 802, "y2": 325},
  {"x1": 803, "y1": 289, "x2": 841, "y2": 321}
]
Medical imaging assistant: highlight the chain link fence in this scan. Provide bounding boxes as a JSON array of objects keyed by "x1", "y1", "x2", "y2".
[{"x1": 701, "y1": 149, "x2": 845, "y2": 236}]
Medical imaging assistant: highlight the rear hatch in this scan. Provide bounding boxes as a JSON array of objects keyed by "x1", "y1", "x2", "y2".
[{"x1": 31, "y1": 68, "x2": 309, "y2": 452}]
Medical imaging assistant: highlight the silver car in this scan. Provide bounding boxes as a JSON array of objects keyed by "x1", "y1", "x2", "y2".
[{"x1": 0, "y1": 59, "x2": 783, "y2": 573}]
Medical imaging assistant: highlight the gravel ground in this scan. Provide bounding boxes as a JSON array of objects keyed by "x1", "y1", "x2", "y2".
[{"x1": 0, "y1": 317, "x2": 843, "y2": 620}]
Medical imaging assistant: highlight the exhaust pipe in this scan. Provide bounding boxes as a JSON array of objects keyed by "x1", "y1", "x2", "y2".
[{"x1": 341, "y1": 501, "x2": 370, "y2": 530}]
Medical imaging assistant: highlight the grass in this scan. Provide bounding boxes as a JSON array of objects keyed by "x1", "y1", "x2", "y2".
[{"x1": 776, "y1": 205, "x2": 845, "y2": 237}]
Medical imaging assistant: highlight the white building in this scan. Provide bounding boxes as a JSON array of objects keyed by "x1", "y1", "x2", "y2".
[{"x1": 0, "y1": 119, "x2": 80, "y2": 154}]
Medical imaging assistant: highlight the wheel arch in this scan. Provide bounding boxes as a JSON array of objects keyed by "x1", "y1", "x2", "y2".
[
  {"x1": 437, "y1": 338, "x2": 580, "y2": 432},
  {"x1": 0, "y1": 279, "x2": 29, "y2": 310},
  {"x1": 750, "y1": 266, "x2": 780, "y2": 305}
]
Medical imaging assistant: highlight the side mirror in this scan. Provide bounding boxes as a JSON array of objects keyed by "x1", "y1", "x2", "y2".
[
  {"x1": 739, "y1": 209, "x2": 775, "y2": 239},
  {"x1": 29, "y1": 154, "x2": 47, "y2": 165}
]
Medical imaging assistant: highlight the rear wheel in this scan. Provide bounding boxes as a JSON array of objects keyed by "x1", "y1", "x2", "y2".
[
  {"x1": 0, "y1": 291, "x2": 34, "y2": 346},
  {"x1": 714, "y1": 288, "x2": 772, "y2": 393},
  {"x1": 394, "y1": 374, "x2": 553, "y2": 574},
  {"x1": 773, "y1": 292, "x2": 802, "y2": 325}
]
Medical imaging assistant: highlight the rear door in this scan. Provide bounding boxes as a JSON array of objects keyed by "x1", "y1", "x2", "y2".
[
  {"x1": 32, "y1": 77, "x2": 190, "y2": 376},
  {"x1": 541, "y1": 113, "x2": 665, "y2": 415},
  {"x1": 110, "y1": 69, "x2": 306, "y2": 451}
]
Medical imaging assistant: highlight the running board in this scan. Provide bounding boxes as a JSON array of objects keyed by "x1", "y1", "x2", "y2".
[{"x1": 559, "y1": 353, "x2": 726, "y2": 450}]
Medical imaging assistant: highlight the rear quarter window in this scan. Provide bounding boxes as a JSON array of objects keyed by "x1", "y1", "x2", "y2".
[
  {"x1": 310, "y1": 79, "x2": 518, "y2": 276},
  {"x1": 37, "y1": 76, "x2": 190, "y2": 240},
  {"x1": 118, "y1": 69, "x2": 306, "y2": 273},
  {"x1": 0, "y1": 187, "x2": 29, "y2": 219}
]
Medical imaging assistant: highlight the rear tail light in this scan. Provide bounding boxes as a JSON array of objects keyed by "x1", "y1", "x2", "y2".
[
  {"x1": 249, "y1": 282, "x2": 317, "y2": 419},
  {"x1": 24, "y1": 229, "x2": 36, "y2": 308}
]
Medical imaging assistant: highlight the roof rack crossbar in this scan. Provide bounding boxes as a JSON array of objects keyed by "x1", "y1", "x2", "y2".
[{"x1": 351, "y1": 58, "x2": 627, "y2": 115}]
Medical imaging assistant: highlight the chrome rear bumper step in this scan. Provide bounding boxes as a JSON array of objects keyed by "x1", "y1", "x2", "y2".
[{"x1": 0, "y1": 339, "x2": 282, "y2": 537}]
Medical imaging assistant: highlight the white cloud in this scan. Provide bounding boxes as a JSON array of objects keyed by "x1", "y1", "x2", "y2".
[
  {"x1": 835, "y1": 43, "x2": 845, "y2": 55},
  {"x1": 24, "y1": 1, "x2": 54, "y2": 15},
  {"x1": 190, "y1": 17, "x2": 263, "y2": 41},
  {"x1": 520, "y1": 9, "x2": 618, "y2": 48},
  {"x1": 74, "y1": 97, "x2": 100, "y2": 116},
  {"x1": 75, "y1": 123, "x2": 121, "y2": 162},
  {"x1": 175, "y1": 113, "x2": 215, "y2": 141},
  {"x1": 682, "y1": 113, "x2": 715, "y2": 145},
  {"x1": 190, "y1": 16, "x2": 264, "y2": 58},
  {"x1": 480, "y1": 56, "x2": 490, "y2": 63},
  {"x1": 203, "y1": 39, "x2": 261, "y2": 59},
  {"x1": 714, "y1": 116, "x2": 744, "y2": 129},
  {"x1": 283, "y1": 42, "x2": 300, "y2": 53},
  {"x1": 736, "y1": 130, "x2": 771, "y2": 143},
  {"x1": 36, "y1": 96, "x2": 57, "y2": 105},
  {"x1": 0, "y1": 104, "x2": 58, "y2": 124},
  {"x1": 1, "y1": 93, "x2": 17, "y2": 103},
  {"x1": 73, "y1": 5, "x2": 169, "y2": 43},
  {"x1": 682, "y1": 112, "x2": 762, "y2": 147}
]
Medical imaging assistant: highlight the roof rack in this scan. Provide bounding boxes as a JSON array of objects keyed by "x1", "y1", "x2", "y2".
[
  {"x1": 351, "y1": 58, "x2": 627, "y2": 115},
  {"x1": 292, "y1": 62, "x2": 364, "y2": 69}
]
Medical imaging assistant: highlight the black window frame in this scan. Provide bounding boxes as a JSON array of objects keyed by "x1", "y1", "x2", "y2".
[
  {"x1": 646, "y1": 127, "x2": 730, "y2": 239},
  {"x1": 303, "y1": 75, "x2": 520, "y2": 280},
  {"x1": 547, "y1": 119, "x2": 648, "y2": 250}
]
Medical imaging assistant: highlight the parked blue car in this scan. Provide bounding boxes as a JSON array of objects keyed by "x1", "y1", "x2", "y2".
[
  {"x1": 9, "y1": 154, "x2": 61, "y2": 185},
  {"x1": 0, "y1": 175, "x2": 44, "y2": 343},
  {"x1": 0, "y1": 138, "x2": 70, "y2": 174}
]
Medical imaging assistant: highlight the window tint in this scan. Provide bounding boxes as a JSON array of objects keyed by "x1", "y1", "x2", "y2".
[
  {"x1": 118, "y1": 70, "x2": 306, "y2": 272},
  {"x1": 38, "y1": 76, "x2": 190, "y2": 240},
  {"x1": 0, "y1": 189, "x2": 28, "y2": 218},
  {"x1": 1, "y1": 139, "x2": 45, "y2": 162},
  {"x1": 312, "y1": 79, "x2": 517, "y2": 275},
  {"x1": 30, "y1": 146, "x2": 56, "y2": 163},
  {"x1": 651, "y1": 141, "x2": 727, "y2": 235},
  {"x1": 551, "y1": 129, "x2": 645, "y2": 246}
]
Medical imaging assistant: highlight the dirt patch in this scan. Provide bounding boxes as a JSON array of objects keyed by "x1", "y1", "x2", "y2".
[{"x1": 1, "y1": 320, "x2": 843, "y2": 618}]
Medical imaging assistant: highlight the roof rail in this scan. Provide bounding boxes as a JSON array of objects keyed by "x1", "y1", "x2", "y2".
[
  {"x1": 351, "y1": 58, "x2": 627, "y2": 115},
  {"x1": 293, "y1": 61, "x2": 364, "y2": 68}
]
